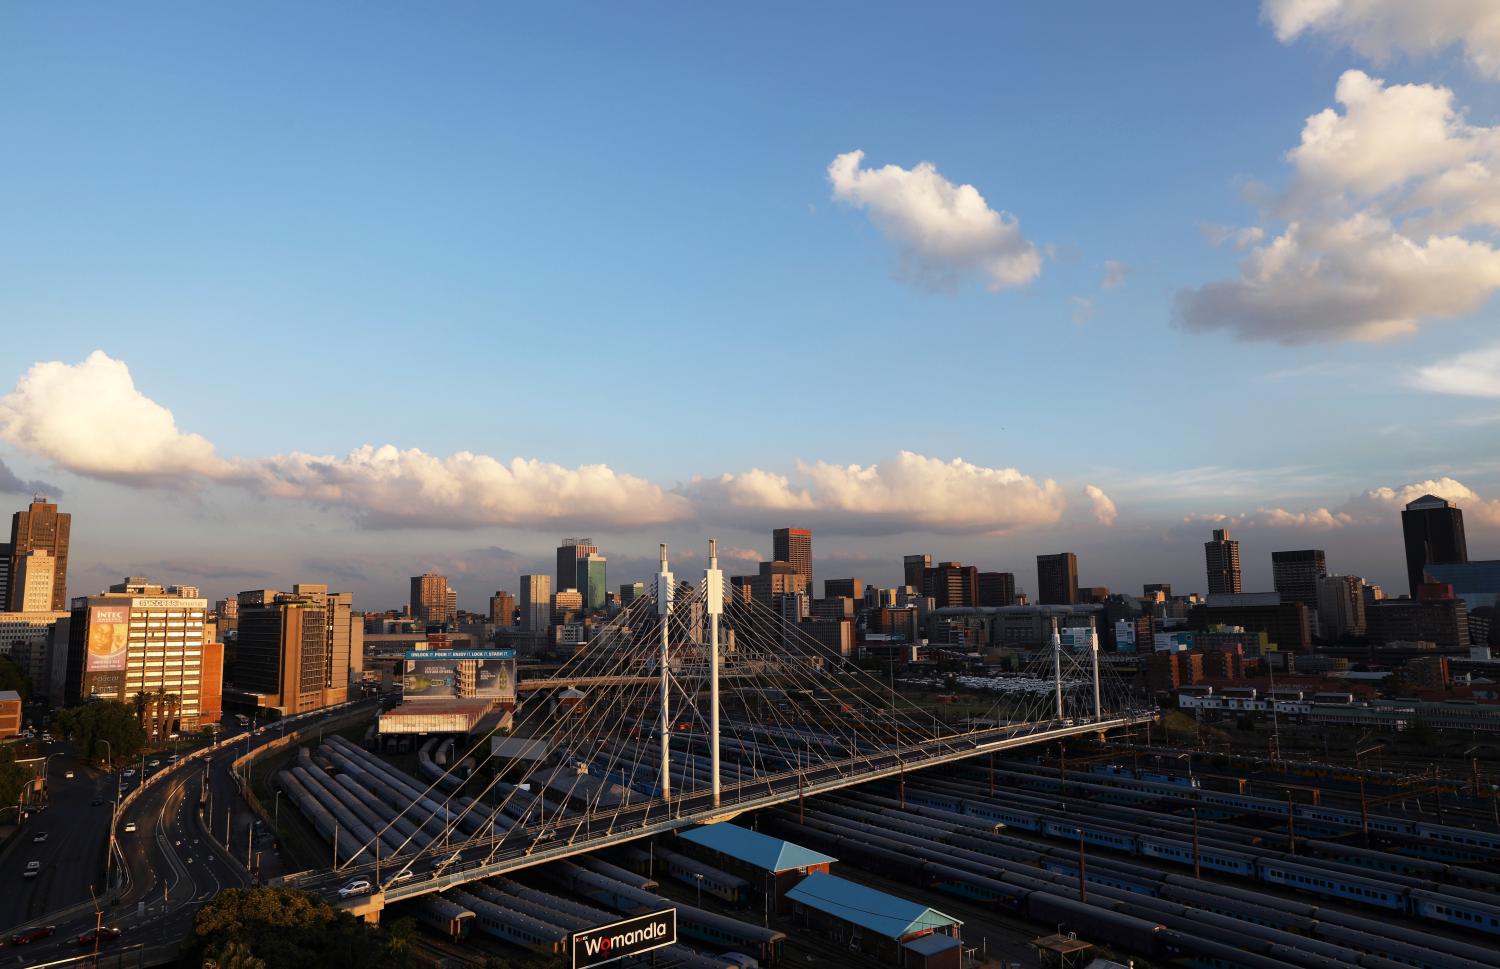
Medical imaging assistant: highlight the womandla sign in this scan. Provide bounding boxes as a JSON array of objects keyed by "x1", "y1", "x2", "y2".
[{"x1": 571, "y1": 908, "x2": 677, "y2": 967}]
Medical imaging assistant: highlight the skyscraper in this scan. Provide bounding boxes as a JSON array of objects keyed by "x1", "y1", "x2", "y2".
[
  {"x1": 489, "y1": 590, "x2": 516, "y2": 626},
  {"x1": 519, "y1": 574, "x2": 551, "y2": 632},
  {"x1": 1402, "y1": 495, "x2": 1467, "y2": 598},
  {"x1": 902, "y1": 554, "x2": 931, "y2": 591},
  {"x1": 234, "y1": 585, "x2": 351, "y2": 715},
  {"x1": 1272, "y1": 549, "x2": 1327, "y2": 608},
  {"x1": 977, "y1": 572, "x2": 1016, "y2": 607},
  {"x1": 556, "y1": 538, "x2": 598, "y2": 596},
  {"x1": 773, "y1": 527, "x2": 812, "y2": 595},
  {"x1": 923, "y1": 562, "x2": 978, "y2": 607},
  {"x1": 578, "y1": 553, "x2": 608, "y2": 610},
  {"x1": 1036, "y1": 553, "x2": 1079, "y2": 605},
  {"x1": 1317, "y1": 574, "x2": 1367, "y2": 639},
  {"x1": 12, "y1": 550, "x2": 55, "y2": 613},
  {"x1": 8, "y1": 498, "x2": 70, "y2": 611},
  {"x1": 409, "y1": 573, "x2": 451, "y2": 626},
  {"x1": 1204, "y1": 529, "x2": 1241, "y2": 595}
]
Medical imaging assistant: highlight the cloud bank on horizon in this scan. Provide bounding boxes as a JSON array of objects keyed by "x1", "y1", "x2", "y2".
[{"x1": 2, "y1": 351, "x2": 1497, "y2": 541}]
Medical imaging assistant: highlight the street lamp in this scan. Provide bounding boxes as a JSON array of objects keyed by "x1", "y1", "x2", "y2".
[
  {"x1": 97, "y1": 740, "x2": 117, "y2": 893},
  {"x1": 694, "y1": 872, "x2": 704, "y2": 907}
]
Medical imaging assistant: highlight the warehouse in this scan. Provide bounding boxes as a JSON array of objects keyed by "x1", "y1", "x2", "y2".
[
  {"x1": 784, "y1": 870, "x2": 962, "y2": 967},
  {"x1": 677, "y1": 822, "x2": 836, "y2": 913}
]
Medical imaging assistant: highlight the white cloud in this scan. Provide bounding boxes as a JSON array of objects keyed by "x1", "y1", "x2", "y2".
[
  {"x1": 1101, "y1": 260, "x2": 1130, "y2": 289},
  {"x1": 1264, "y1": 0, "x2": 1500, "y2": 79},
  {"x1": 1200, "y1": 224, "x2": 1266, "y2": 249},
  {"x1": 827, "y1": 150, "x2": 1042, "y2": 291},
  {"x1": 1411, "y1": 343, "x2": 1500, "y2": 397},
  {"x1": 1356, "y1": 475, "x2": 1500, "y2": 524},
  {"x1": 249, "y1": 447, "x2": 693, "y2": 529},
  {"x1": 1257, "y1": 506, "x2": 1355, "y2": 529},
  {"x1": 1084, "y1": 485, "x2": 1118, "y2": 526},
  {"x1": 695, "y1": 452, "x2": 1066, "y2": 535},
  {"x1": 1071, "y1": 296, "x2": 1094, "y2": 326},
  {"x1": 1178, "y1": 72, "x2": 1500, "y2": 343},
  {"x1": 0, "y1": 351, "x2": 229, "y2": 485},
  {"x1": 1191, "y1": 474, "x2": 1500, "y2": 531}
]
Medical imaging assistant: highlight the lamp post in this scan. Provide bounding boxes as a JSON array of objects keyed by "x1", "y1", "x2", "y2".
[
  {"x1": 694, "y1": 872, "x2": 704, "y2": 908},
  {"x1": 1075, "y1": 828, "x2": 1087, "y2": 903},
  {"x1": 274, "y1": 790, "x2": 282, "y2": 828},
  {"x1": 97, "y1": 740, "x2": 116, "y2": 892}
]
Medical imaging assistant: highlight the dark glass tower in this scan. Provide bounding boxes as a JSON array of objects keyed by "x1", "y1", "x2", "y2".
[{"x1": 1402, "y1": 495, "x2": 1467, "y2": 598}]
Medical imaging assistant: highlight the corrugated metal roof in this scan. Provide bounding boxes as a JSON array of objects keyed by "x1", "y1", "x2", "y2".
[
  {"x1": 784, "y1": 872, "x2": 959, "y2": 939},
  {"x1": 678, "y1": 823, "x2": 836, "y2": 873},
  {"x1": 903, "y1": 932, "x2": 962, "y2": 956}
]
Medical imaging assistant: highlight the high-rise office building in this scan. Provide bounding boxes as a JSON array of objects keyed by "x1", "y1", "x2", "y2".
[
  {"x1": 230, "y1": 582, "x2": 353, "y2": 716},
  {"x1": 619, "y1": 581, "x2": 646, "y2": 604},
  {"x1": 1272, "y1": 549, "x2": 1327, "y2": 608},
  {"x1": 489, "y1": 590, "x2": 516, "y2": 626},
  {"x1": 748, "y1": 560, "x2": 807, "y2": 603},
  {"x1": 556, "y1": 538, "x2": 598, "y2": 597},
  {"x1": 924, "y1": 562, "x2": 978, "y2": 608},
  {"x1": 13, "y1": 549, "x2": 55, "y2": 613},
  {"x1": 578, "y1": 553, "x2": 607, "y2": 610},
  {"x1": 551, "y1": 588, "x2": 584, "y2": 623},
  {"x1": 1317, "y1": 574, "x2": 1367, "y2": 639},
  {"x1": 824, "y1": 578, "x2": 864, "y2": 601},
  {"x1": 1204, "y1": 529, "x2": 1242, "y2": 595},
  {"x1": 8, "y1": 498, "x2": 70, "y2": 611},
  {"x1": 409, "y1": 573, "x2": 452, "y2": 626},
  {"x1": 519, "y1": 574, "x2": 551, "y2": 632},
  {"x1": 64, "y1": 579, "x2": 207, "y2": 729},
  {"x1": 903, "y1": 554, "x2": 932, "y2": 591},
  {"x1": 1402, "y1": 495, "x2": 1467, "y2": 598},
  {"x1": 773, "y1": 528, "x2": 813, "y2": 595},
  {"x1": 0, "y1": 542, "x2": 10, "y2": 608},
  {"x1": 977, "y1": 572, "x2": 1016, "y2": 607},
  {"x1": 1036, "y1": 553, "x2": 1079, "y2": 605}
]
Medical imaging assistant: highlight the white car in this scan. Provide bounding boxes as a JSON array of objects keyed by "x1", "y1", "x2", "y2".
[
  {"x1": 121, "y1": 769, "x2": 136, "y2": 778},
  {"x1": 337, "y1": 879, "x2": 372, "y2": 898},
  {"x1": 147, "y1": 759, "x2": 160, "y2": 768},
  {"x1": 23, "y1": 861, "x2": 40, "y2": 878},
  {"x1": 63, "y1": 770, "x2": 74, "y2": 780},
  {"x1": 123, "y1": 821, "x2": 137, "y2": 833},
  {"x1": 385, "y1": 869, "x2": 415, "y2": 885}
]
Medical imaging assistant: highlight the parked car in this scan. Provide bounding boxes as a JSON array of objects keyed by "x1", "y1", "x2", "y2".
[{"x1": 10, "y1": 925, "x2": 55, "y2": 944}]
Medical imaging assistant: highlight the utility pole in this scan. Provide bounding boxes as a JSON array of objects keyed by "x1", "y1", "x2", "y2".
[
  {"x1": 1286, "y1": 793, "x2": 1296, "y2": 855},
  {"x1": 1051, "y1": 619, "x2": 1064, "y2": 720},
  {"x1": 1358, "y1": 778, "x2": 1370, "y2": 847},
  {"x1": 1075, "y1": 828, "x2": 1087, "y2": 903},
  {"x1": 1191, "y1": 808, "x2": 1201, "y2": 879},
  {"x1": 656, "y1": 544, "x2": 674, "y2": 803},
  {"x1": 706, "y1": 539, "x2": 724, "y2": 808}
]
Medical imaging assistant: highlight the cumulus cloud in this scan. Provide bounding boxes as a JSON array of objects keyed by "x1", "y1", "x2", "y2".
[
  {"x1": 1178, "y1": 71, "x2": 1500, "y2": 343},
  {"x1": 1101, "y1": 260, "x2": 1130, "y2": 289},
  {"x1": 1264, "y1": 0, "x2": 1500, "y2": 79},
  {"x1": 693, "y1": 452, "x2": 1066, "y2": 535},
  {"x1": 1411, "y1": 343, "x2": 1500, "y2": 397},
  {"x1": 827, "y1": 150, "x2": 1042, "y2": 291},
  {"x1": 0, "y1": 457, "x2": 59, "y2": 496},
  {"x1": 247, "y1": 446, "x2": 692, "y2": 530},
  {"x1": 1084, "y1": 485, "x2": 1118, "y2": 526},
  {"x1": 1191, "y1": 474, "x2": 1500, "y2": 531},
  {"x1": 0, "y1": 351, "x2": 230, "y2": 485}
]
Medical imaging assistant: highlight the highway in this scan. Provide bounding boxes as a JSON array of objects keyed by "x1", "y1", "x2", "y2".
[{"x1": 0, "y1": 701, "x2": 380, "y2": 967}]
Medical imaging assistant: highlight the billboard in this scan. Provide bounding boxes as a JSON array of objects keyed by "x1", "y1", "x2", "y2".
[
  {"x1": 403, "y1": 657, "x2": 461, "y2": 699},
  {"x1": 86, "y1": 606, "x2": 130, "y2": 672},
  {"x1": 474, "y1": 656, "x2": 516, "y2": 701},
  {"x1": 571, "y1": 909, "x2": 676, "y2": 969}
]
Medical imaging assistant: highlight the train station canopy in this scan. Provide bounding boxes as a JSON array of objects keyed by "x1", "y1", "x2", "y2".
[
  {"x1": 785, "y1": 871, "x2": 960, "y2": 940},
  {"x1": 679, "y1": 822, "x2": 836, "y2": 873}
]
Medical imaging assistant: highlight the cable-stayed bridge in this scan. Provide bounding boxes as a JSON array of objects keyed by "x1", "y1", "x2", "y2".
[{"x1": 275, "y1": 541, "x2": 1156, "y2": 918}]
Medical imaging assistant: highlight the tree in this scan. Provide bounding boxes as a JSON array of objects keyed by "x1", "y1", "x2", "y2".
[
  {"x1": 0, "y1": 656, "x2": 29, "y2": 700},
  {"x1": 185, "y1": 887, "x2": 398, "y2": 969},
  {"x1": 203, "y1": 941, "x2": 267, "y2": 969},
  {"x1": 54, "y1": 700, "x2": 146, "y2": 764},
  {"x1": 0, "y1": 746, "x2": 29, "y2": 815}
]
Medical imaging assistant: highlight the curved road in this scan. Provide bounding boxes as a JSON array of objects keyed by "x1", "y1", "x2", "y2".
[{"x1": 0, "y1": 701, "x2": 379, "y2": 967}]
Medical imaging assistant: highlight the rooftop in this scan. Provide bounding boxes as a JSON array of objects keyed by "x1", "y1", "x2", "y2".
[
  {"x1": 785, "y1": 871, "x2": 959, "y2": 939},
  {"x1": 679, "y1": 823, "x2": 836, "y2": 873}
]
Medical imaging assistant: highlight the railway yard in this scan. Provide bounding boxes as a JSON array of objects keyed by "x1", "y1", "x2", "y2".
[{"x1": 256, "y1": 721, "x2": 1500, "y2": 969}]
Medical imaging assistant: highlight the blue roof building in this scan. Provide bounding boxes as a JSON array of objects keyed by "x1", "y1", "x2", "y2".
[{"x1": 679, "y1": 823, "x2": 836, "y2": 873}]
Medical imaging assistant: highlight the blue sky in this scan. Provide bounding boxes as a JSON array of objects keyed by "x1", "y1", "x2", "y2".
[{"x1": 2, "y1": 2, "x2": 1499, "y2": 608}]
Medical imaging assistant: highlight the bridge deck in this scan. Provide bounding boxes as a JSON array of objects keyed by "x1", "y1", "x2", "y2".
[{"x1": 277, "y1": 713, "x2": 1155, "y2": 909}]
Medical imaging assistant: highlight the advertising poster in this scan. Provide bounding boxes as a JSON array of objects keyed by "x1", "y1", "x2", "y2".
[
  {"x1": 474, "y1": 656, "x2": 516, "y2": 701},
  {"x1": 403, "y1": 657, "x2": 460, "y2": 699},
  {"x1": 87, "y1": 605, "x2": 130, "y2": 671}
]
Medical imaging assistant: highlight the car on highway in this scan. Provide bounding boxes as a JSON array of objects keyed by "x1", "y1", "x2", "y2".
[
  {"x1": 121, "y1": 768, "x2": 136, "y2": 777},
  {"x1": 167, "y1": 754, "x2": 179, "y2": 762},
  {"x1": 31, "y1": 832, "x2": 47, "y2": 843},
  {"x1": 147, "y1": 759, "x2": 160, "y2": 768},
  {"x1": 337, "y1": 879, "x2": 372, "y2": 898},
  {"x1": 76, "y1": 926, "x2": 121, "y2": 946},
  {"x1": 10, "y1": 925, "x2": 55, "y2": 945},
  {"x1": 123, "y1": 821, "x2": 137, "y2": 833},
  {"x1": 63, "y1": 770, "x2": 74, "y2": 779},
  {"x1": 23, "y1": 861, "x2": 40, "y2": 879},
  {"x1": 386, "y1": 868, "x2": 415, "y2": 885}
]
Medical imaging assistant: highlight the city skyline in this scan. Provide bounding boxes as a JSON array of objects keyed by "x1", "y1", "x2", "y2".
[{"x1": 2, "y1": 4, "x2": 1500, "y2": 607}]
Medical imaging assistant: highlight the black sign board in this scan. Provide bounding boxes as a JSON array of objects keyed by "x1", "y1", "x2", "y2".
[{"x1": 571, "y1": 908, "x2": 677, "y2": 968}]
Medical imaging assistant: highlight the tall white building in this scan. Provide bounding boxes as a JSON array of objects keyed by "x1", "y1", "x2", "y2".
[
  {"x1": 14, "y1": 550, "x2": 55, "y2": 613},
  {"x1": 66, "y1": 578, "x2": 208, "y2": 730},
  {"x1": 519, "y1": 574, "x2": 551, "y2": 632}
]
